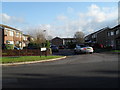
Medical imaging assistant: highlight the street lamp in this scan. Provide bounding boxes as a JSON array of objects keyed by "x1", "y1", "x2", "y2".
[{"x1": 43, "y1": 30, "x2": 46, "y2": 40}]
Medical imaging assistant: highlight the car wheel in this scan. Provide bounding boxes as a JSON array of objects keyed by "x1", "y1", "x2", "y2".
[
  {"x1": 90, "y1": 52, "x2": 93, "y2": 54},
  {"x1": 74, "y1": 51, "x2": 77, "y2": 55}
]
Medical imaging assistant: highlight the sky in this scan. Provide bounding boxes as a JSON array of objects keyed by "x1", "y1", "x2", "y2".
[{"x1": 1, "y1": 2, "x2": 118, "y2": 38}]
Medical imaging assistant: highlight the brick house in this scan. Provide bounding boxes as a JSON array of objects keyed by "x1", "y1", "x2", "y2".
[
  {"x1": 85, "y1": 24, "x2": 120, "y2": 49},
  {"x1": 107, "y1": 25, "x2": 120, "y2": 49},
  {"x1": 22, "y1": 34, "x2": 30, "y2": 48},
  {"x1": 0, "y1": 26, "x2": 4, "y2": 46},
  {"x1": 51, "y1": 37, "x2": 77, "y2": 47},
  {"x1": 51, "y1": 37, "x2": 63, "y2": 46},
  {"x1": 0, "y1": 24, "x2": 23, "y2": 48},
  {"x1": 0, "y1": 26, "x2": 4, "y2": 51}
]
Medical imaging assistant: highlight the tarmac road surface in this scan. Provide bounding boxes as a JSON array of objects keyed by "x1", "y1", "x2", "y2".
[{"x1": 2, "y1": 52, "x2": 119, "y2": 88}]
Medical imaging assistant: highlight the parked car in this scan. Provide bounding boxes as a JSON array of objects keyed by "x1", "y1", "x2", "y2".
[
  {"x1": 74, "y1": 44, "x2": 94, "y2": 54},
  {"x1": 50, "y1": 45, "x2": 59, "y2": 52},
  {"x1": 14, "y1": 46, "x2": 22, "y2": 50},
  {"x1": 59, "y1": 45, "x2": 64, "y2": 49}
]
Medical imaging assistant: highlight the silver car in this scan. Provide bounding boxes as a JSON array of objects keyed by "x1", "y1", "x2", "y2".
[{"x1": 74, "y1": 44, "x2": 94, "y2": 54}]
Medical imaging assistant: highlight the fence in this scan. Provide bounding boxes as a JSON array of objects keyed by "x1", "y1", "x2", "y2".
[{"x1": 2, "y1": 49, "x2": 51, "y2": 57}]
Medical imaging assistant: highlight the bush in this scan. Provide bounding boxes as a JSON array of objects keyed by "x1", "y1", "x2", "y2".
[
  {"x1": 45, "y1": 40, "x2": 50, "y2": 48},
  {"x1": 5, "y1": 44, "x2": 14, "y2": 50}
]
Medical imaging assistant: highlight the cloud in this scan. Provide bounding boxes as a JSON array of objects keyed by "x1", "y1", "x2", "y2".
[
  {"x1": 52, "y1": 4, "x2": 118, "y2": 37},
  {"x1": 2, "y1": 4, "x2": 117, "y2": 39},
  {"x1": 25, "y1": 4, "x2": 118, "y2": 38},
  {"x1": 56, "y1": 15, "x2": 67, "y2": 21},
  {"x1": 67, "y1": 7, "x2": 74, "y2": 13},
  {"x1": 0, "y1": 13, "x2": 25, "y2": 24}
]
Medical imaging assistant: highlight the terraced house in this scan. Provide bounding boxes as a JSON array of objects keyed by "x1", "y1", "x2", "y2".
[
  {"x1": 0, "y1": 24, "x2": 31, "y2": 49},
  {"x1": 85, "y1": 24, "x2": 120, "y2": 49}
]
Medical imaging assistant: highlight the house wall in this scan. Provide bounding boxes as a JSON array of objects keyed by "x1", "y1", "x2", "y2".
[
  {"x1": 22, "y1": 35, "x2": 29, "y2": 47},
  {"x1": 0, "y1": 27, "x2": 3, "y2": 52},
  {"x1": 96, "y1": 28, "x2": 109, "y2": 47},
  {"x1": 2, "y1": 26, "x2": 23, "y2": 48},
  {"x1": 51, "y1": 37, "x2": 63, "y2": 46},
  {"x1": 107, "y1": 25, "x2": 120, "y2": 49}
]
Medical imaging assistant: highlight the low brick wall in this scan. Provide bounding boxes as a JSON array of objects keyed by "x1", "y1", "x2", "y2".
[{"x1": 2, "y1": 49, "x2": 51, "y2": 57}]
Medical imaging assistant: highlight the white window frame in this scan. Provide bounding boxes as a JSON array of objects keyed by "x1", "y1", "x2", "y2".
[
  {"x1": 5, "y1": 30, "x2": 8, "y2": 35},
  {"x1": 9, "y1": 31, "x2": 14, "y2": 36},
  {"x1": 116, "y1": 30, "x2": 119, "y2": 35},
  {"x1": 16, "y1": 32, "x2": 19, "y2": 37},
  {"x1": 111, "y1": 31, "x2": 114, "y2": 36}
]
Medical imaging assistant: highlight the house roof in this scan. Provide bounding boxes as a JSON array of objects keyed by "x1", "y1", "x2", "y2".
[
  {"x1": 52, "y1": 37, "x2": 63, "y2": 40},
  {"x1": 85, "y1": 27, "x2": 110, "y2": 38},
  {"x1": 0, "y1": 24, "x2": 21, "y2": 32},
  {"x1": 110, "y1": 24, "x2": 120, "y2": 30},
  {"x1": 23, "y1": 34, "x2": 30, "y2": 36},
  {"x1": 53, "y1": 37, "x2": 76, "y2": 40},
  {"x1": 87, "y1": 24, "x2": 120, "y2": 36}
]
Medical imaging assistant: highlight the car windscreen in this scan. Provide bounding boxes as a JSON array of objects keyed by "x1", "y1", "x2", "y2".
[{"x1": 79, "y1": 45, "x2": 87, "y2": 47}]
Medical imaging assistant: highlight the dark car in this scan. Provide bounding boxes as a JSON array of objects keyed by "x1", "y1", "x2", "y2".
[
  {"x1": 50, "y1": 45, "x2": 59, "y2": 52},
  {"x1": 59, "y1": 45, "x2": 64, "y2": 49}
]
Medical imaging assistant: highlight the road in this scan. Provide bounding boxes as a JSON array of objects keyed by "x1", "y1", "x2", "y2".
[{"x1": 2, "y1": 50, "x2": 119, "y2": 88}]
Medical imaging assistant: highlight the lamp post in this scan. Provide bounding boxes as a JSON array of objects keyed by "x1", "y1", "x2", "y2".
[{"x1": 43, "y1": 30, "x2": 46, "y2": 40}]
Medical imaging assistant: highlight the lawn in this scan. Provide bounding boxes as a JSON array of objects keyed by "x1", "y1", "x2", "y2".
[
  {"x1": 111, "y1": 50, "x2": 120, "y2": 52},
  {"x1": 1, "y1": 56, "x2": 63, "y2": 64}
]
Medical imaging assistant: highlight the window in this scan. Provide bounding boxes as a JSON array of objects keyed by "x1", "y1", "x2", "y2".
[
  {"x1": 19, "y1": 33, "x2": 21, "y2": 38},
  {"x1": 9, "y1": 31, "x2": 14, "y2": 36},
  {"x1": 6, "y1": 40, "x2": 14, "y2": 44},
  {"x1": 23, "y1": 36, "x2": 27, "y2": 40},
  {"x1": 115, "y1": 30, "x2": 119, "y2": 35},
  {"x1": 92, "y1": 34, "x2": 96, "y2": 38},
  {"x1": 16, "y1": 32, "x2": 19, "y2": 37},
  {"x1": 5, "y1": 30, "x2": 8, "y2": 35},
  {"x1": 111, "y1": 31, "x2": 114, "y2": 36},
  {"x1": 107, "y1": 32, "x2": 110, "y2": 36},
  {"x1": 16, "y1": 41, "x2": 19, "y2": 44}
]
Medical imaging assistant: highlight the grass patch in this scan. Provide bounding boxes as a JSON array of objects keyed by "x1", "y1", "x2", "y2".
[
  {"x1": 2, "y1": 56, "x2": 63, "y2": 64},
  {"x1": 111, "y1": 50, "x2": 120, "y2": 52}
]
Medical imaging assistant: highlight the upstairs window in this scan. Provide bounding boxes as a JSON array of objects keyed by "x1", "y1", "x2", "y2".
[
  {"x1": 9, "y1": 31, "x2": 14, "y2": 36},
  {"x1": 115, "y1": 30, "x2": 119, "y2": 35},
  {"x1": 111, "y1": 31, "x2": 114, "y2": 36},
  {"x1": 107, "y1": 32, "x2": 110, "y2": 36},
  {"x1": 16, "y1": 32, "x2": 19, "y2": 37},
  {"x1": 5, "y1": 30, "x2": 8, "y2": 36}
]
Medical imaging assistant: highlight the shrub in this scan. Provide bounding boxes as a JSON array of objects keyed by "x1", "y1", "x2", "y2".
[
  {"x1": 45, "y1": 40, "x2": 50, "y2": 48},
  {"x1": 5, "y1": 44, "x2": 14, "y2": 50}
]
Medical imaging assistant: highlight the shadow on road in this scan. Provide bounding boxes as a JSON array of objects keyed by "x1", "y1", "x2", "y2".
[
  {"x1": 52, "y1": 49, "x2": 75, "y2": 56},
  {"x1": 52, "y1": 49, "x2": 92, "y2": 56},
  {"x1": 3, "y1": 70, "x2": 119, "y2": 88}
]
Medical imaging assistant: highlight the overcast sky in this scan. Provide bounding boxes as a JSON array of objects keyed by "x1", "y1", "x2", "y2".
[{"x1": 1, "y1": 2, "x2": 118, "y2": 38}]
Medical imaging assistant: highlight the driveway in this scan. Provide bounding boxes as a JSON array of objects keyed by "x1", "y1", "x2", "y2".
[{"x1": 2, "y1": 51, "x2": 119, "y2": 88}]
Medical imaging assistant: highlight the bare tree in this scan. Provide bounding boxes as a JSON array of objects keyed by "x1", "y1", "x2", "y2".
[
  {"x1": 74, "y1": 31, "x2": 85, "y2": 44},
  {"x1": 46, "y1": 35, "x2": 53, "y2": 41},
  {"x1": 28, "y1": 27, "x2": 46, "y2": 45}
]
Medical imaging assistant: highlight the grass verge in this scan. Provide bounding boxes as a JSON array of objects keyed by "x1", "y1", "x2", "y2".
[
  {"x1": 2, "y1": 56, "x2": 63, "y2": 64},
  {"x1": 111, "y1": 50, "x2": 120, "y2": 52}
]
